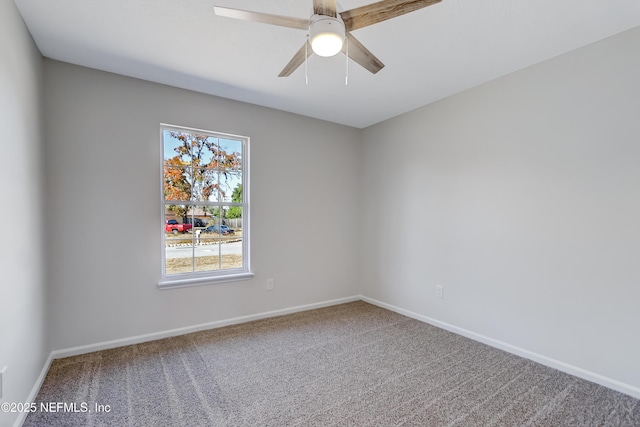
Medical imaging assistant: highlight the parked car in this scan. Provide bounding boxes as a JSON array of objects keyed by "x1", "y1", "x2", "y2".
[
  {"x1": 202, "y1": 224, "x2": 235, "y2": 235},
  {"x1": 184, "y1": 217, "x2": 207, "y2": 227},
  {"x1": 165, "y1": 219, "x2": 193, "y2": 234}
]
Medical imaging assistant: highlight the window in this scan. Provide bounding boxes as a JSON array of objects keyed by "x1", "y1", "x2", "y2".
[{"x1": 159, "y1": 124, "x2": 252, "y2": 288}]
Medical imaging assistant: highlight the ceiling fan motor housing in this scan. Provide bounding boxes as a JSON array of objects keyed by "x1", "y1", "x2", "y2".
[{"x1": 309, "y1": 14, "x2": 346, "y2": 57}]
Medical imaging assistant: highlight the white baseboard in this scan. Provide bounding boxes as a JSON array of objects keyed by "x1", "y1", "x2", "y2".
[
  {"x1": 51, "y1": 295, "x2": 360, "y2": 359},
  {"x1": 360, "y1": 295, "x2": 640, "y2": 400},
  {"x1": 14, "y1": 353, "x2": 54, "y2": 427}
]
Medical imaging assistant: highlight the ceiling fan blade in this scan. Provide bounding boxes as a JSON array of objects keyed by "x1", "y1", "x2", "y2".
[
  {"x1": 340, "y1": 0, "x2": 441, "y2": 32},
  {"x1": 278, "y1": 42, "x2": 314, "y2": 77},
  {"x1": 313, "y1": 0, "x2": 338, "y2": 17},
  {"x1": 343, "y1": 33, "x2": 385, "y2": 74},
  {"x1": 214, "y1": 6, "x2": 310, "y2": 30}
]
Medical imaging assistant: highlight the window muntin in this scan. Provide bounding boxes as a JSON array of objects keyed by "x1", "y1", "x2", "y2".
[{"x1": 160, "y1": 124, "x2": 250, "y2": 287}]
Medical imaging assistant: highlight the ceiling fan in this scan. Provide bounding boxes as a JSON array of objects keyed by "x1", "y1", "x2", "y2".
[{"x1": 214, "y1": 0, "x2": 442, "y2": 77}]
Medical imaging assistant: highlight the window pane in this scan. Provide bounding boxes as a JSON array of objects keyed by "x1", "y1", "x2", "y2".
[
  {"x1": 218, "y1": 139, "x2": 243, "y2": 202},
  {"x1": 192, "y1": 168, "x2": 219, "y2": 202},
  {"x1": 165, "y1": 242, "x2": 195, "y2": 275},
  {"x1": 192, "y1": 134, "x2": 216, "y2": 168},
  {"x1": 183, "y1": 205, "x2": 210, "y2": 228},
  {"x1": 195, "y1": 171, "x2": 237, "y2": 203},
  {"x1": 223, "y1": 210, "x2": 243, "y2": 270},
  {"x1": 221, "y1": 174, "x2": 242, "y2": 203},
  {"x1": 219, "y1": 172, "x2": 242, "y2": 203},
  {"x1": 165, "y1": 206, "x2": 195, "y2": 275},
  {"x1": 196, "y1": 220, "x2": 221, "y2": 272},
  {"x1": 163, "y1": 130, "x2": 193, "y2": 166},
  {"x1": 194, "y1": 240, "x2": 222, "y2": 272},
  {"x1": 219, "y1": 138, "x2": 243, "y2": 173},
  {"x1": 193, "y1": 206, "x2": 211, "y2": 228},
  {"x1": 198, "y1": 136, "x2": 218, "y2": 168},
  {"x1": 165, "y1": 204, "x2": 189, "y2": 229},
  {"x1": 164, "y1": 166, "x2": 192, "y2": 201}
]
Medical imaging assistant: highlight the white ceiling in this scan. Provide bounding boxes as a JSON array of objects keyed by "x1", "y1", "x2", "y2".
[{"x1": 14, "y1": 0, "x2": 640, "y2": 128}]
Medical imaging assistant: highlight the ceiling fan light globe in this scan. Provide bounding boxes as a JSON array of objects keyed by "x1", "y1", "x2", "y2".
[
  {"x1": 309, "y1": 15, "x2": 345, "y2": 57},
  {"x1": 311, "y1": 33, "x2": 344, "y2": 57}
]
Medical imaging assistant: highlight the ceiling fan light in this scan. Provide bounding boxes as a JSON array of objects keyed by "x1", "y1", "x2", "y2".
[
  {"x1": 309, "y1": 15, "x2": 345, "y2": 57},
  {"x1": 311, "y1": 33, "x2": 344, "y2": 57}
]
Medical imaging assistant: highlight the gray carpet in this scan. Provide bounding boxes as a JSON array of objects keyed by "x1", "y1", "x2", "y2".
[{"x1": 24, "y1": 301, "x2": 640, "y2": 426}]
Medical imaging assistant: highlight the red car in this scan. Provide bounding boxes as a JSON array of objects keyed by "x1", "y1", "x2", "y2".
[{"x1": 165, "y1": 219, "x2": 193, "y2": 234}]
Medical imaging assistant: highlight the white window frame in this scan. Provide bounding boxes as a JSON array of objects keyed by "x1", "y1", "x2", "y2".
[{"x1": 158, "y1": 124, "x2": 252, "y2": 289}]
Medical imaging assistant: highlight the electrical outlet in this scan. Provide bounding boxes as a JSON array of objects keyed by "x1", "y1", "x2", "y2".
[
  {"x1": 435, "y1": 285, "x2": 444, "y2": 299},
  {"x1": 0, "y1": 366, "x2": 6, "y2": 399},
  {"x1": 266, "y1": 279, "x2": 274, "y2": 291}
]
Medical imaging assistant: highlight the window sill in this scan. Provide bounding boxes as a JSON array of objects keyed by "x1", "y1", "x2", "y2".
[{"x1": 158, "y1": 272, "x2": 254, "y2": 290}]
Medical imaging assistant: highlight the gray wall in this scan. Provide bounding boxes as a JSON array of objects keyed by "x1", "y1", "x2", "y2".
[
  {"x1": 360, "y1": 26, "x2": 640, "y2": 392},
  {"x1": 0, "y1": 1, "x2": 47, "y2": 426},
  {"x1": 43, "y1": 60, "x2": 362, "y2": 350}
]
